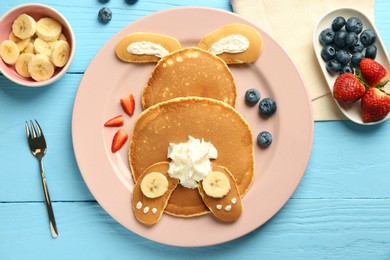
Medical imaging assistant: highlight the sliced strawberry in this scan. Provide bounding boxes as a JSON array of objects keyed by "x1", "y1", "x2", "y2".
[
  {"x1": 111, "y1": 128, "x2": 128, "y2": 153},
  {"x1": 361, "y1": 87, "x2": 390, "y2": 122},
  {"x1": 333, "y1": 72, "x2": 366, "y2": 103},
  {"x1": 360, "y1": 58, "x2": 389, "y2": 88},
  {"x1": 104, "y1": 115, "x2": 124, "y2": 127},
  {"x1": 120, "y1": 94, "x2": 135, "y2": 116}
]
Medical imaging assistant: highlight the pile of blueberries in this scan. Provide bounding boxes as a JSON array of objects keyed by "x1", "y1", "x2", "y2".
[
  {"x1": 245, "y1": 89, "x2": 276, "y2": 148},
  {"x1": 319, "y1": 16, "x2": 376, "y2": 74}
]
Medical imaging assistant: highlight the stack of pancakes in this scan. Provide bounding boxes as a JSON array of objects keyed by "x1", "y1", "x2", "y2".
[{"x1": 129, "y1": 47, "x2": 255, "y2": 218}]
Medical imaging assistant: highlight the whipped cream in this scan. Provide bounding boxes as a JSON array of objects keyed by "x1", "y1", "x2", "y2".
[
  {"x1": 127, "y1": 41, "x2": 169, "y2": 58},
  {"x1": 167, "y1": 136, "x2": 218, "y2": 189},
  {"x1": 208, "y1": 34, "x2": 249, "y2": 55}
]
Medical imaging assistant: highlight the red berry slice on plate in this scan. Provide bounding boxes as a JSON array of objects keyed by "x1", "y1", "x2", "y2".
[
  {"x1": 361, "y1": 87, "x2": 390, "y2": 122},
  {"x1": 333, "y1": 72, "x2": 366, "y2": 103},
  {"x1": 104, "y1": 115, "x2": 124, "y2": 127},
  {"x1": 111, "y1": 128, "x2": 128, "y2": 153},
  {"x1": 120, "y1": 94, "x2": 135, "y2": 116},
  {"x1": 360, "y1": 58, "x2": 389, "y2": 88}
]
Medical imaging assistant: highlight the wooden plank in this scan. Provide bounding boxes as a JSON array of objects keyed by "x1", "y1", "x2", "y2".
[{"x1": 1, "y1": 199, "x2": 390, "y2": 259}]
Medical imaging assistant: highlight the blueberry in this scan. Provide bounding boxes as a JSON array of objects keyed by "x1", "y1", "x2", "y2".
[
  {"x1": 350, "y1": 52, "x2": 364, "y2": 67},
  {"x1": 98, "y1": 7, "x2": 112, "y2": 24},
  {"x1": 335, "y1": 50, "x2": 351, "y2": 65},
  {"x1": 257, "y1": 131, "x2": 272, "y2": 148},
  {"x1": 346, "y1": 17, "x2": 363, "y2": 34},
  {"x1": 319, "y1": 28, "x2": 335, "y2": 45},
  {"x1": 360, "y1": 29, "x2": 376, "y2": 46},
  {"x1": 349, "y1": 40, "x2": 364, "y2": 53},
  {"x1": 321, "y1": 45, "x2": 336, "y2": 61},
  {"x1": 331, "y1": 16, "x2": 346, "y2": 32},
  {"x1": 125, "y1": 0, "x2": 138, "y2": 4},
  {"x1": 326, "y1": 59, "x2": 341, "y2": 73},
  {"x1": 258, "y1": 98, "x2": 277, "y2": 116},
  {"x1": 98, "y1": 0, "x2": 110, "y2": 3},
  {"x1": 365, "y1": 44, "x2": 377, "y2": 59},
  {"x1": 345, "y1": 32, "x2": 358, "y2": 47},
  {"x1": 245, "y1": 88, "x2": 261, "y2": 105},
  {"x1": 340, "y1": 65, "x2": 354, "y2": 74},
  {"x1": 334, "y1": 29, "x2": 347, "y2": 49}
]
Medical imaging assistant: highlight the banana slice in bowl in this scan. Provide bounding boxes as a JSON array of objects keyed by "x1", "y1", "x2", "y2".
[{"x1": 0, "y1": 3, "x2": 75, "y2": 87}]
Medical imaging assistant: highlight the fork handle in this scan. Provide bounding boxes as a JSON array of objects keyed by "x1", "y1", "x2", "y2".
[{"x1": 39, "y1": 159, "x2": 58, "y2": 238}]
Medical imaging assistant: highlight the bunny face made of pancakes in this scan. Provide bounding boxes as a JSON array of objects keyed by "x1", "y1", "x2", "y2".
[{"x1": 115, "y1": 23, "x2": 263, "y2": 225}]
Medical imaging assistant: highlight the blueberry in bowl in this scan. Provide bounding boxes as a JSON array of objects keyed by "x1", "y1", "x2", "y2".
[
  {"x1": 335, "y1": 50, "x2": 352, "y2": 65},
  {"x1": 331, "y1": 16, "x2": 346, "y2": 32},
  {"x1": 345, "y1": 32, "x2": 358, "y2": 48},
  {"x1": 321, "y1": 45, "x2": 336, "y2": 61},
  {"x1": 360, "y1": 29, "x2": 376, "y2": 46},
  {"x1": 365, "y1": 44, "x2": 377, "y2": 59},
  {"x1": 334, "y1": 29, "x2": 347, "y2": 49},
  {"x1": 346, "y1": 17, "x2": 363, "y2": 34},
  {"x1": 350, "y1": 52, "x2": 364, "y2": 67},
  {"x1": 326, "y1": 59, "x2": 341, "y2": 74},
  {"x1": 319, "y1": 28, "x2": 335, "y2": 45}
]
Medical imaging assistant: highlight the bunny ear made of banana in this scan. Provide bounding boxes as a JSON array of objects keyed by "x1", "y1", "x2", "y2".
[
  {"x1": 197, "y1": 23, "x2": 263, "y2": 64},
  {"x1": 115, "y1": 32, "x2": 181, "y2": 63}
]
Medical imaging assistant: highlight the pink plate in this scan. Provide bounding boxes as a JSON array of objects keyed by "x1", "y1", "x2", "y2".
[{"x1": 72, "y1": 7, "x2": 314, "y2": 247}]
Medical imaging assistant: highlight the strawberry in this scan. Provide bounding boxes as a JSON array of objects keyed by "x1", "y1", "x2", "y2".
[
  {"x1": 111, "y1": 128, "x2": 128, "y2": 153},
  {"x1": 359, "y1": 58, "x2": 389, "y2": 88},
  {"x1": 104, "y1": 115, "x2": 124, "y2": 127},
  {"x1": 120, "y1": 94, "x2": 135, "y2": 116},
  {"x1": 361, "y1": 87, "x2": 390, "y2": 122},
  {"x1": 333, "y1": 72, "x2": 366, "y2": 103}
]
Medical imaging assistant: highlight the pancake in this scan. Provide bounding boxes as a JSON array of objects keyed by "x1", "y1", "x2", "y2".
[
  {"x1": 198, "y1": 164, "x2": 243, "y2": 222},
  {"x1": 115, "y1": 32, "x2": 181, "y2": 63},
  {"x1": 141, "y1": 47, "x2": 237, "y2": 109},
  {"x1": 197, "y1": 23, "x2": 263, "y2": 64},
  {"x1": 132, "y1": 162, "x2": 179, "y2": 225},
  {"x1": 129, "y1": 97, "x2": 254, "y2": 217}
]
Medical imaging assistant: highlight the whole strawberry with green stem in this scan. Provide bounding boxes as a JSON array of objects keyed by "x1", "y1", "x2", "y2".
[
  {"x1": 361, "y1": 87, "x2": 390, "y2": 122},
  {"x1": 359, "y1": 58, "x2": 389, "y2": 88},
  {"x1": 333, "y1": 72, "x2": 366, "y2": 103}
]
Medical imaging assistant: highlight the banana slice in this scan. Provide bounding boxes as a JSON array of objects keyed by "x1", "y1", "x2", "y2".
[
  {"x1": 28, "y1": 54, "x2": 55, "y2": 81},
  {"x1": 15, "y1": 53, "x2": 34, "y2": 78},
  {"x1": 202, "y1": 171, "x2": 231, "y2": 198},
  {"x1": 58, "y1": 33, "x2": 67, "y2": 41},
  {"x1": 34, "y1": 38, "x2": 56, "y2": 56},
  {"x1": 22, "y1": 42, "x2": 35, "y2": 54},
  {"x1": 12, "y1": 14, "x2": 37, "y2": 40},
  {"x1": 140, "y1": 172, "x2": 169, "y2": 198},
  {"x1": 36, "y1": 17, "x2": 62, "y2": 41},
  {"x1": 50, "y1": 40, "x2": 70, "y2": 67},
  {"x1": 198, "y1": 165, "x2": 243, "y2": 222},
  {"x1": 9, "y1": 32, "x2": 31, "y2": 52},
  {"x1": 0, "y1": 40, "x2": 20, "y2": 65}
]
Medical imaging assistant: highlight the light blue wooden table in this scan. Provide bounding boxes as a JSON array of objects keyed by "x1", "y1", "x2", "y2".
[{"x1": 1, "y1": 0, "x2": 390, "y2": 259}]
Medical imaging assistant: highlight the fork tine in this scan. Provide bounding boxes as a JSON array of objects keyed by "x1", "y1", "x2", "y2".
[
  {"x1": 34, "y1": 119, "x2": 43, "y2": 137},
  {"x1": 30, "y1": 120, "x2": 37, "y2": 138},
  {"x1": 25, "y1": 121, "x2": 31, "y2": 139}
]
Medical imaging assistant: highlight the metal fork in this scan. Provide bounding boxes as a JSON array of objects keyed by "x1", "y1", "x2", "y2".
[{"x1": 25, "y1": 120, "x2": 58, "y2": 238}]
